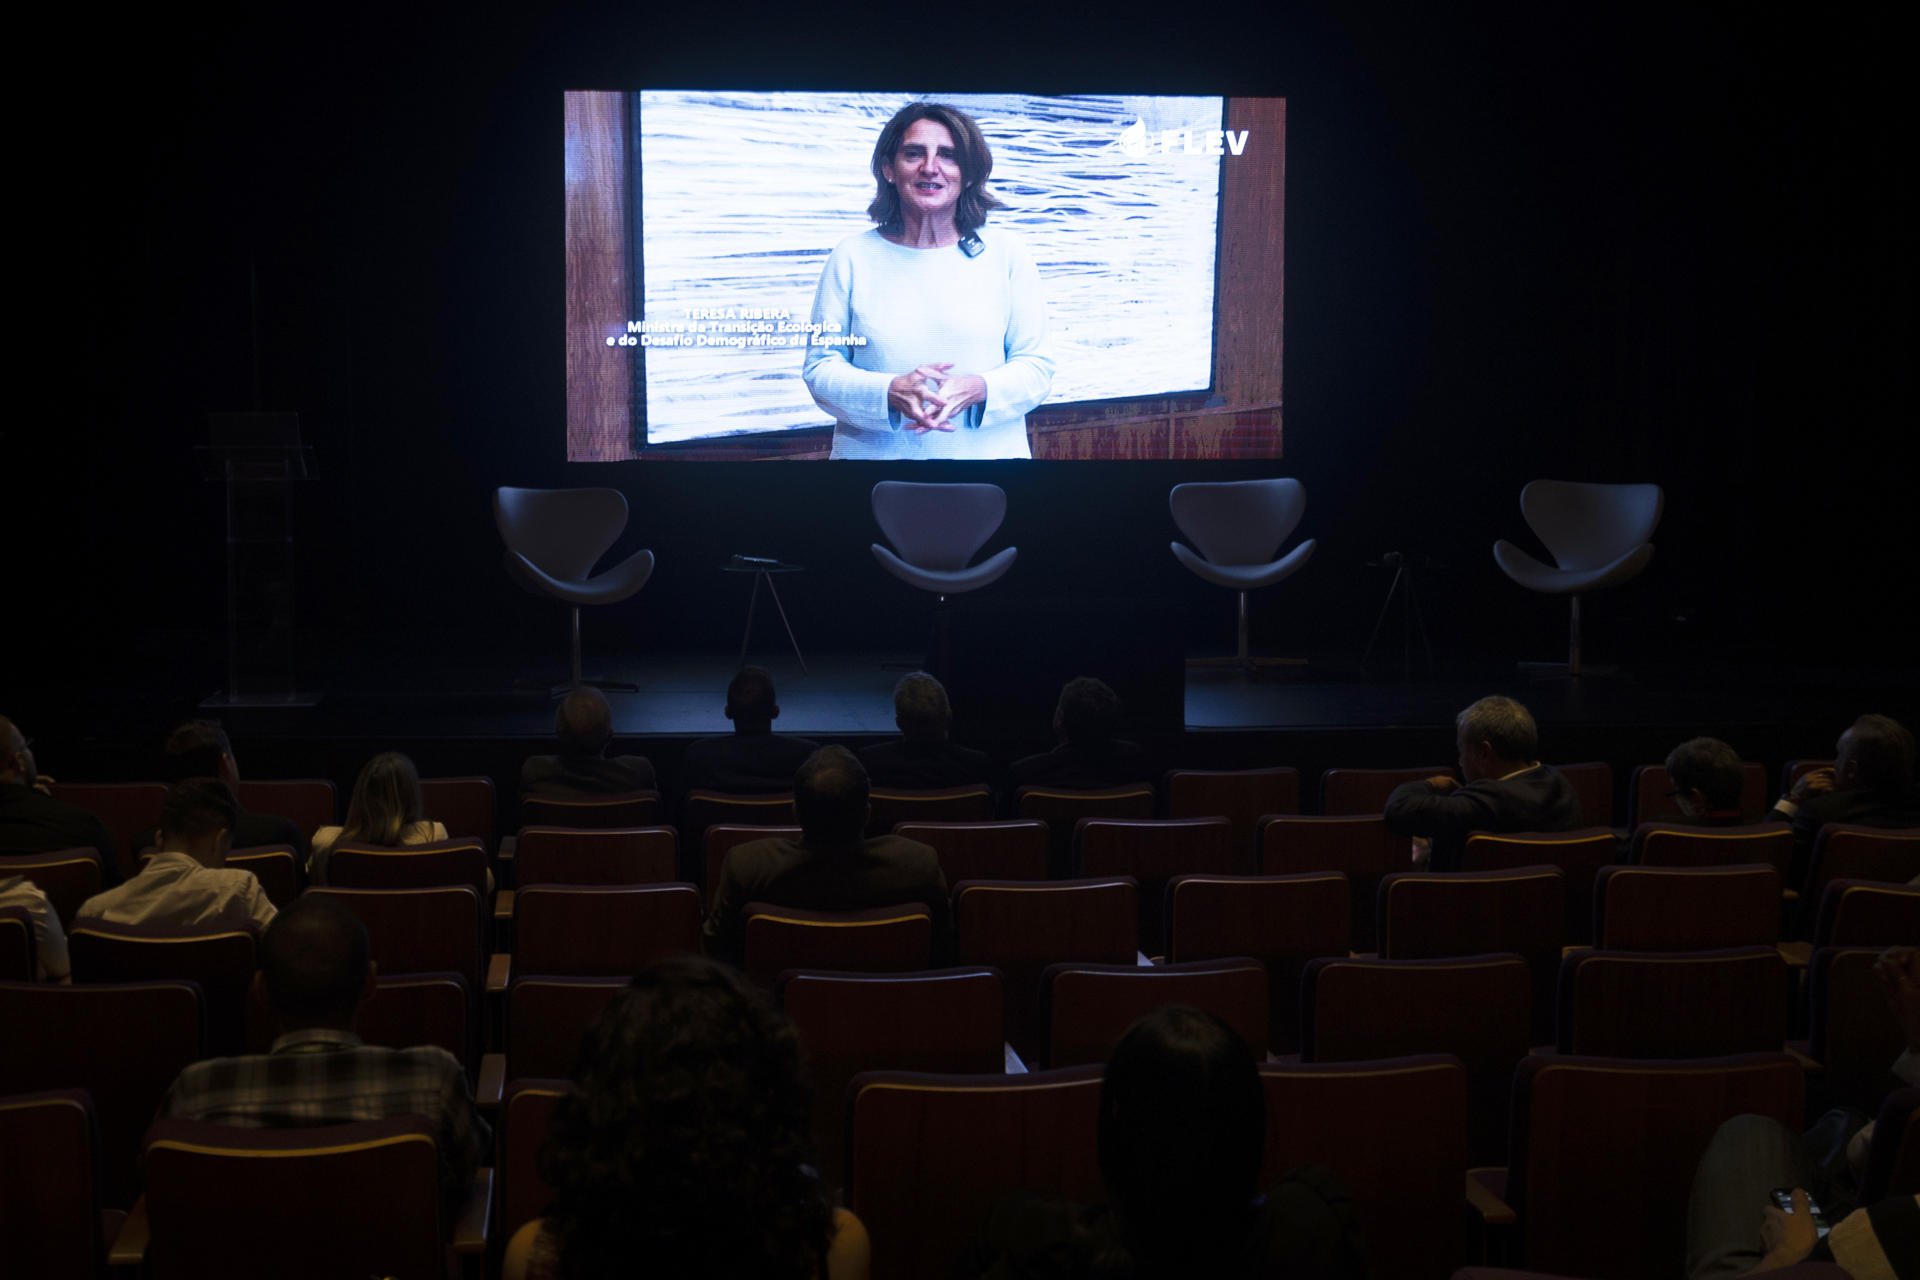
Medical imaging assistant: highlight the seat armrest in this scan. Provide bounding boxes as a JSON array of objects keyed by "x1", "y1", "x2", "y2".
[
  {"x1": 1466, "y1": 1169, "x2": 1515, "y2": 1225},
  {"x1": 493, "y1": 889, "x2": 515, "y2": 924},
  {"x1": 452, "y1": 1167, "x2": 493, "y2": 1255},
  {"x1": 486, "y1": 953, "x2": 511, "y2": 996},
  {"x1": 1777, "y1": 940, "x2": 1811, "y2": 969},
  {"x1": 1787, "y1": 1042, "x2": 1822, "y2": 1073},
  {"x1": 107, "y1": 1196, "x2": 150, "y2": 1268},
  {"x1": 476, "y1": 1053, "x2": 506, "y2": 1109}
]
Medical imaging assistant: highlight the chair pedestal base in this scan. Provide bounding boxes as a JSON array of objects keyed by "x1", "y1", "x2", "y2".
[{"x1": 1187, "y1": 590, "x2": 1307, "y2": 674}]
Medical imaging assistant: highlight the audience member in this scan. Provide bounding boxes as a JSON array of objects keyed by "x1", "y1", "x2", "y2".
[
  {"x1": 1665, "y1": 737, "x2": 1751, "y2": 825},
  {"x1": 0, "y1": 715, "x2": 120, "y2": 885},
  {"x1": 503, "y1": 956, "x2": 870, "y2": 1280},
  {"x1": 73, "y1": 778, "x2": 274, "y2": 933},
  {"x1": 0, "y1": 870, "x2": 69, "y2": 980},
  {"x1": 703, "y1": 745, "x2": 949, "y2": 965},
  {"x1": 1685, "y1": 945, "x2": 1920, "y2": 1279},
  {"x1": 1768, "y1": 713, "x2": 1920, "y2": 888},
  {"x1": 858, "y1": 671, "x2": 996, "y2": 792},
  {"x1": 1008, "y1": 677, "x2": 1152, "y2": 792},
  {"x1": 159, "y1": 894, "x2": 489, "y2": 1218},
  {"x1": 681, "y1": 666, "x2": 819, "y2": 794},
  {"x1": 519, "y1": 686, "x2": 656, "y2": 798},
  {"x1": 134, "y1": 720, "x2": 309, "y2": 862},
  {"x1": 310, "y1": 752, "x2": 448, "y2": 883},
  {"x1": 1383, "y1": 695, "x2": 1584, "y2": 871},
  {"x1": 962, "y1": 1005, "x2": 1365, "y2": 1279}
]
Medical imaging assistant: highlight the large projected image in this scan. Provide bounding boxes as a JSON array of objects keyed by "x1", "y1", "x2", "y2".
[{"x1": 565, "y1": 91, "x2": 1286, "y2": 461}]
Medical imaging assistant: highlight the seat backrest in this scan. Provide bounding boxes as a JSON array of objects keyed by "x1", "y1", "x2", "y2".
[
  {"x1": 1593, "y1": 863, "x2": 1781, "y2": 950},
  {"x1": 1808, "y1": 946, "x2": 1911, "y2": 1113},
  {"x1": 514, "y1": 826, "x2": 678, "y2": 887},
  {"x1": 1629, "y1": 762, "x2": 1768, "y2": 827},
  {"x1": 1805, "y1": 825, "x2": 1920, "y2": 907},
  {"x1": 1166, "y1": 872, "x2": 1350, "y2": 1054},
  {"x1": 43, "y1": 782, "x2": 167, "y2": 883},
  {"x1": 507, "y1": 976, "x2": 628, "y2": 1080},
  {"x1": 0, "y1": 906, "x2": 32, "y2": 980},
  {"x1": 418, "y1": 776, "x2": 498, "y2": 853},
  {"x1": 1016, "y1": 785, "x2": 1155, "y2": 877},
  {"x1": 1814, "y1": 878, "x2": 1920, "y2": 948},
  {"x1": 892, "y1": 820, "x2": 1048, "y2": 884},
  {"x1": 1301, "y1": 956, "x2": 1530, "y2": 1167},
  {"x1": 67, "y1": 923, "x2": 255, "y2": 1055},
  {"x1": 1556, "y1": 761, "x2": 1616, "y2": 828},
  {"x1": 1042, "y1": 958, "x2": 1268, "y2": 1068},
  {"x1": 1461, "y1": 827, "x2": 1621, "y2": 946},
  {"x1": 1508, "y1": 1052, "x2": 1803, "y2": 1279},
  {"x1": 703, "y1": 824, "x2": 803, "y2": 905},
  {"x1": 500, "y1": 1080, "x2": 569, "y2": 1245},
  {"x1": 1168, "y1": 477, "x2": 1307, "y2": 566},
  {"x1": 520, "y1": 791, "x2": 661, "y2": 830},
  {"x1": 0, "y1": 980, "x2": 203, "y2": 1208},
  {"x1": 226, "y1": 846, "x2": 302, "y2": 909},
  {"x1": 142, "y1": 1114, "x2": 444, "y2": 1280},
  {"x1": 0, "y1": 1089, "x2": 101, "y2": 1280},
  {"x1": 327, "y1": 839, "x2": 491, "y2": 900},
  {"x1": 780, "y1": 967, "x2": 1006, "y2": 1191},
  {"x1": 684, "y1": 791, "x2": 797, "y2": 854},
  {"x1": 871, "y1": 481, "x2": 1006, "y2": 571},
  {"x1": 1319, "y1": 766, "x2": 1453, "y2": 816},
  {"x1": 0, "y1": 849, "x2": 102, "y2": 927},
  {"x1": 846, "y1": 1066, "x2": 1105, "y2": 1280},
  {"x1": 306, "y1": 886, "x2": 483, "y2": 993},
  {"x1": 495, "y1": 486, "x2": 629, "y2": 582},
  {"x1": 1259, "y1": 1055, "x2": 1470, "y2": 1280},
  {"x1": 1259, "y1": 813, "x2": 1404, "y2": 952},
  {"x1": 234, "y1": 779, "x2": 338, "y2": 838},
  {"x1": 515, "y1": 883, "x2": 702, "y2": 977},
  {"x1": 868, "y1": 785, "x2": 994, "y2": 831},
  {"x1": 743, "y1": 903, "x2": 932, "y2": 986},
  {"x1": 1557, "y1": 946, "x2": 1788, "y2": 1058},
  {"x1": 1380, "y1": 866, "x2": 1566, "y2": 1040},
  {"x1": 1164, "y1": 767, "x2": 1302, "y2": 872},
  {"x1": 1518, "y1": 480, "x2": 1664, "y2": 573},
  {"x1": 356, "y1": 972, "x2": 472, "y2": 1072},
  {"x1": 954, "y1": 878, "x2": 1139, "y2": 1059},
  {"x1": 1633, "y1": 822, "x2": 1795, "y2": 877},
  {"x1": 1074, "y1": 817, "x2": 1234, "y2": 954}
]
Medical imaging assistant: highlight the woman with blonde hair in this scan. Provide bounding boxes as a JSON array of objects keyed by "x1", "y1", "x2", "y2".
[{"x1": 308, "y1": 751, "x2": 446, "y2": 883}]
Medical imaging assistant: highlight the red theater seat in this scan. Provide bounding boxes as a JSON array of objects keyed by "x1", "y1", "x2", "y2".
[
  {"x1": 742, "y1": 903, "x2": 932, "y2": 986},
  {"x1": 1555, "y1": 946, "x2": 1789, "y2": 1058},
  {"x1": 892, "y1": 820, "x2": 1048, "y2": 884},
  {"x1": 513, "y1": 826, "x2": 677, "y2": 886},
  {"x1": 1591, "y1": 863, "x2": 1781, "y2": 950},
  {"x1": 520, "y1": 790, "x2": 660, "y2": 830},
  {"x1": 1163, "y1": 766, "x2": 1302, "y2": 871},
  {"x1": 1041, "y1": 957, "x2": 1267, "y2": 1068},
  {"x1": 1259, "y1": 813, "x2": 1404, "y2": 952},
  {"x1": 1165, "y1": 872, "x2": 1350, "y2": 1054},
  {"x1": 1073, "y1": 816, "x2": 1234, "y2": 954}
]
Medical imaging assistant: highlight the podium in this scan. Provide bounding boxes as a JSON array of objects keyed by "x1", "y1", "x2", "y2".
[{"x1": 197, "y1": 413, "x2": 320, "y2": 709}]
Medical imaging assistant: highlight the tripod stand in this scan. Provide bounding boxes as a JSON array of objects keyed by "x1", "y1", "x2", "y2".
[{"x1": 1362, "y1": 552, "x2": 1437, "y2": 678}]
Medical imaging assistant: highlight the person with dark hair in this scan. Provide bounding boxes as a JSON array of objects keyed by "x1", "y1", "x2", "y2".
[
  {"x1": 159, "y1": 895, "x2": 489, "y2": 1217},
  {"x1": 1769, "y1": 714, "x2": 1920, "y2": 887},
  {"x1": 963, "y1": 1005, "x2": 1365, "y2": 1278},
  {"x1": 1383, "y1": 695, "x2": 1584, "y2": 872},
  {"x1": 73, "y1": 778, "x2": 275, "y2": 933},
  {"x1": 519, "y1": 686, "x2": 656, "y2": 798},
  {"x1": 681, "y1": 666, "x2": 819, "y2": 794},
  {"x1": 503, "y1": 956, "x2": 870, "y2": 1280},
  {"x1": 1008, "y1": 676, "x2": 1153, "y2": 791},
  {"x1": 309, "y1": 752, "x2": 447, "y2": 883},
  {"x1": 1666, "y1": 737, "x2": 1750, "y2": 824},
  {"x1": 703, "y1": 745, "x2": 948, "y2": 964},
  {"x1": 0, "y1": 714, "x2": 121, "y2": 886},
  {"x1": 802, "y1": 100, "x2": 1054, "y2": 461},
  {"x1": 135, "y1": 719, "x2": 308, "y2": 864},
  {"x1": 858, "y1": 671, "x2": 996, "y2": 792}
]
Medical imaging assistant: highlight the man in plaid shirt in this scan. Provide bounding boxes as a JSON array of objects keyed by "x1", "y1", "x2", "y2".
[{"x1": 159, "y1": 894, "x2": 491, "y2": 1216}]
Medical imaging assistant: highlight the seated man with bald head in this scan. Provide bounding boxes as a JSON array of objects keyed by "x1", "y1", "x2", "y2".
[
  {"x1": 703, "y1": 746, "x2": 949, "y2": 966},
  {"x1": 1383, "y1": 695, "x2": 1584, "y2": 872},
  {"x1": 159, "y1": 894, "x2": 490, "y2": 1215},
  {"x1": 520, "y1": 686, "x2": 656, "y2": 799}
]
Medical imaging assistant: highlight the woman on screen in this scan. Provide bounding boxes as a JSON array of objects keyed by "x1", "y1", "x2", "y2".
[{"x1": 802, "y1": 102, "x2": 1054, "y2": 461}]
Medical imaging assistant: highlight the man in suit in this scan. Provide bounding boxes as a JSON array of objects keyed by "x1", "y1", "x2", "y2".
[
  {"x1": 1383, "y1": 695, "x2": 1584, "y2": 872},
  {"x1": 681, "y1": 666, "x2": 817, "y2": 794},
  {"x1": 1008, "y1": 676, "x2": 1152, "y2": 793},
  {"x1": 520, "y1": 686, "x2": 655, "y2": 798},
  {"x1": 137, "y1": 720, "x2": 308, "y2": 863},
  {"x1": 703, "y1": 745, "x2": 948, "y2": 965},
  {"x1": 1665, "y1": 736, "x2": 1750, "y2": 825},
  {"x1": 0, "y1": 714, "x2": 120, "y2": 885},
  {"x1": 1768, "y1": 713, "x2": 1920, "y2": 888},
  {"x1": 858, "y1": 671, "x2": 995, "y2": 793}
]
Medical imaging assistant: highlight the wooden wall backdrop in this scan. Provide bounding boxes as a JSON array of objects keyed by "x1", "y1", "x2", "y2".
[{"x1": 565, "y1": 91, "x2": 636, "y2": 462}]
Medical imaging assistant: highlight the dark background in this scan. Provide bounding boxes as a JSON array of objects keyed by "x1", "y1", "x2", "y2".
[{"x1": 10, "y1": 1, "x2": 1913, "y2": 706}]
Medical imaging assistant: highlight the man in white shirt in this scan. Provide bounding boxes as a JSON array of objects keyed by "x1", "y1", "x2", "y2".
[
  {"x1": 73, "y1": 778, "x2": 275, "y2": 935},
  {"x1": 0, "y1": 873, "x2": 68, "y2": 979}
]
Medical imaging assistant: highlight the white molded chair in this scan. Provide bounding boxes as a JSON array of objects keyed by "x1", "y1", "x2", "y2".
[
  {"x1": 495, "y1": 486, "x2": 655, "y2": 694},
  {"x1": 1492, "y1": 480, "x2": 1663, "y2": 677},
  {"x1": 870, "y1": 482, "x2": 1017, "y2": 600},
  {"x1": 1169, "y1": 478, "x2": 1317, "y2": 668}
]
